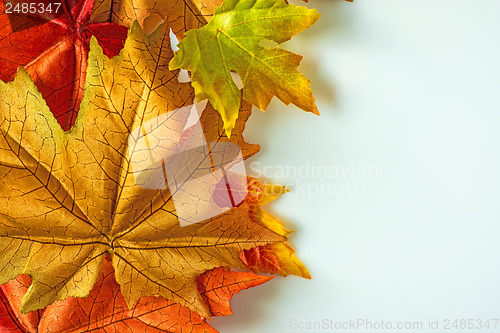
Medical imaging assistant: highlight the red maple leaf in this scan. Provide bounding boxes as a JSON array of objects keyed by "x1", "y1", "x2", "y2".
[
  {"x1": 0, "y1": 257, "x2": 273, "y2": 332},
  {"x1": 0, "y1": 0, "x2": 127, "y2": 130}
]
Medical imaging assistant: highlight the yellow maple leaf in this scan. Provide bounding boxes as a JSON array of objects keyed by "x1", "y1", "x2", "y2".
[{"x1": 0, "y1": 21, "x2": 287, "y2": 318}]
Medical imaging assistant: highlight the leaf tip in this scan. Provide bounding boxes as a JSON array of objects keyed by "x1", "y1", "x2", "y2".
[{"x1": 312, "y1": 103, "x2": 320, "y2": 116}]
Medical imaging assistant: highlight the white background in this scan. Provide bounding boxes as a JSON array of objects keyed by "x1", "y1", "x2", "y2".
[{"x1": 211, "y1": 1, "x2": 500, "y2": 332}]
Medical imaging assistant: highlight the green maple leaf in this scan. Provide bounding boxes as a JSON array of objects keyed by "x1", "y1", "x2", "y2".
[{"x1": 169, "y1": 0, "x2": 321, "y2": 136}]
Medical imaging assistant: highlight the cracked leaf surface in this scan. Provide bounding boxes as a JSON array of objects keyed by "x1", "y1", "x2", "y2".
[
  {"x1": 0, "y1": 20, "x2": 285, "y2": 318},
  {"x1": 0, "y1": 259, "x2": 274, "y2": 332}
]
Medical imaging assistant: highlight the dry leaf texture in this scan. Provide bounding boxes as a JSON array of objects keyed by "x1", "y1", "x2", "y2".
[{"x1": 0, "y1": 21, "x2": 286, "y2": 318}]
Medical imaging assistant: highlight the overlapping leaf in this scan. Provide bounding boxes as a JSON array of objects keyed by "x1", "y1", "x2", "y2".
[
  {"x1": 0, "y1": 0, "x2": 328, "y2": 330},
  {"x1": 0, "y1": 0, "x2": 127, "y2": 130},
  {"x1": 241, "y1": 178, "x2": 311, "y2": 278},
  {"x1": 92, "y1": 0, "x2": 222, "y2": 37},
  {"x1": 0, "y1": 20, "x2": 290, "y2": 319},
  {"x1": 169, "y1": 0, "x2": 321, "y2": 136},
  {"x1": 0, "y1": 257, "x2": 273, "y2": 332},
  {"x1": 91, "y1": 0, "x2": 352, "y2": 38}
]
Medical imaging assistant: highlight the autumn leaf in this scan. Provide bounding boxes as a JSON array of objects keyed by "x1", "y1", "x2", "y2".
[
  {"x1": 92, "y1": 0, "x2": 353, "y2": 136},
  {"x1": 38, "y1": 258, "x2": 218, "y2": 332},
  {"x1": 0, "y1": 255, "x2": 275, "y2": 332},
  {"x1": 0, "y1": 294, "x2": 25, "y2": 332},
  {"x1": 169, "y1": 0, "x2": 320, "y2": 136},
  {"x1": 92, "y1": 0, "x2": 223, "y2": 37},
  {"x1": 1, "y1": 283, "x2": 30, "y2": 332},
  {"x1": 0, "y1": 180, "x2": 284, "y2": 332},
  {"x1": 197, "y1": 267, "x2": 273, "y2": 317},
  {"x1": 241, "y1": 243, "x2": 311, "y2": 279},
  {"x1": 91, "y1": 0, "x2": 351, "y2": 37},
  {"x1": 240, "y1": 177, "x2": 311, "y2": 278},
  {"x1": 0, "y1": 20, "x2": 288, "y2": 319},
  {"x1": 0, "y1": 0, "x2": 127, "y2": 130},
  {"x1": 183, "y1": 136, "x2": 309, "y2": 279}
]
